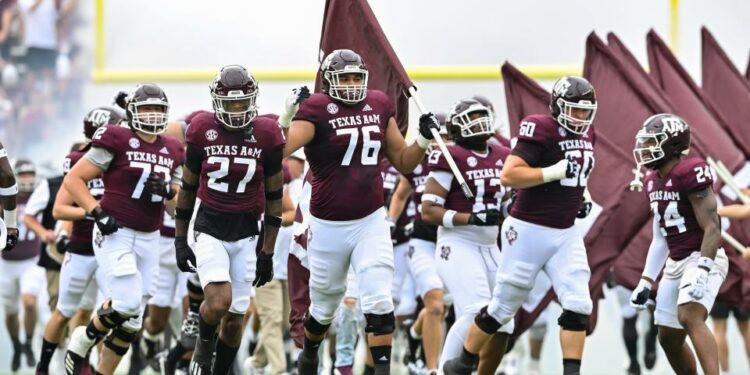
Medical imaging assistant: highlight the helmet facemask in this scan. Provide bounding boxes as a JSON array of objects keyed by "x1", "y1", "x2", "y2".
[
  {"x1": 452, "y1": 109, "x2": 494, "y2": 139},
  {"x1": 212, "y1": 89, "x2": 258, "y2": 129},
  {"x1": 633, "y1": 129, "x2": 669, "y2": 169},
  {"x1": 324, "y1": 68, "x2": 368, "y2": 104},
  {"x1": 128, "y1": 101, "x2": 169, "y2": 135},
  {"x1": 555, "y1": 98, "x2": 597, "y2": 135}
]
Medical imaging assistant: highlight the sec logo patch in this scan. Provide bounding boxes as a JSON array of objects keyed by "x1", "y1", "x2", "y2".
[
  {"x1": 467, "y1": 156, "x2": 478, "y2": 167},
  {"x1": 327, "y1": 103, "x2": 339, "y2": 114},
  {"x1": 205, "y1": 129, "x2": 218, "y2": 141},
  {"x1": 128, "y1": 138, "x2": 140, "y2": 149},
  {"x1": 558, "y1": 126, "x2": 567, "y2": 137}
]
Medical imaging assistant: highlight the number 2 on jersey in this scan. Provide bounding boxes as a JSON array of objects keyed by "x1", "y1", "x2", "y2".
[
  {"x1": 207, "y1": 156, "x2": 256, "y2": 193},
  {"x1": 337, "y1": 125, "x2": 381, "y2": 166}
]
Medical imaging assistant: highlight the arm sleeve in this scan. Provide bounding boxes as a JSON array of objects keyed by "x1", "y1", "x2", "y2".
[
  {"x1": 263, "y1": 147, "x2": 283, "y2": 177},
  {"x1": 23, "y1": 179, "x2": 50, "y2": 216},
  {"x1": 642, "y1": 216, "x2": 669, "y2": 281},
  {"x1": 184, "y1": 144, "x2": 203, "y2": 174},
  {"x1": 428, "y1": 170, "x2": 454, "y2": 192},
  {"x1": 84, "y1": 147, "x2": 114, "y2": 171}
]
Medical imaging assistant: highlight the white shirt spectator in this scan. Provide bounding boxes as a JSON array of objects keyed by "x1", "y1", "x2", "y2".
[{"x1": 20, "y1": 0, "x2": 56, "y2": 50}]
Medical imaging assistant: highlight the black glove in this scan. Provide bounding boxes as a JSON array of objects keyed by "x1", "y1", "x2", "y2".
[
  {"x1": 90, "y1": 207, "x2": 120, "y2": 235},
  {"x1": 175, "y1": 236, "x2": 196, "y2": 273},
  {"x1": 630, "y1": 283, "x2": 651, "y2": 307},
  {"x1": 293, "y1": 86, "x2": 311, "y2": 105},
  {"x1": 468, "y1": 209, "x2": 502, "y2": 226},
  {"x1": 4, "y1": 229, "x2": 18, "y2": 252},
  {"x1": 254, "y1": 252, "x2": 274, "y2": 287},
  {"x1": 56, "y1": 234, "x2": 70, "y2": 254},
  {"x1": 577, "y1": 201, "x2": 592, "y2": 219},
  {"x1": 145, "y1": 172, "x2": 175, "y2": 199},
  {"x1": 418, "y1": 113, "x2": 441, "y2": 140},
  {"x1": 113, "y1": 90, "x2": 129, "y2": 110},
  {"x1": 565, "y1": 156, "x2": 580, "y2": 179}
]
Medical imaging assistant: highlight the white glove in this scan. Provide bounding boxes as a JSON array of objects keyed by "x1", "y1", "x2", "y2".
[
  {"x1": 541, "y1": 159, "x2": 570, "y2": 183},
  {"x1": 629, "y1": 278, "x2": 652, "y2": 310},
  {"x1": 686, "y1": 257, "x2": 713, "y2": 299},
  {"x1": 279, "y1": 86, "x2": 311, "y2": 128}
]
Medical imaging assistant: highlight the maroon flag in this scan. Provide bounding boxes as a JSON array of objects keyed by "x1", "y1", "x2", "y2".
[
  {"x1": 747, "y1": 53, "x2": 750, "y2": 81},
  {"x1": 317, "y1": 0, "x2": 413, "y2": 133},
  {"x1": 647, "y1": 30, "x2": 750, "y2": 309},
  {"x1": 701, "y1": 27, "x2": 750, "y2": 156}
]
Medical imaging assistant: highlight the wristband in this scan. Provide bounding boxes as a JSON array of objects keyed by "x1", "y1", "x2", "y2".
[
  {"x1": 442, "y1": 209, "x2": 457, "y2": 228},
  {"x1": 181, "y1": 181, "x2": 198, "y2": 192},
  {"x1": 175, "y1": 207, "x2": 194, "y2": 221},
  {"x1": 0, "y1": 184, "x2": 18, "y2": 196},
  {"x1": 416, "y1": 134, "x2": 431, "y2": 149},
  {"x1": 638, "y1": 277, "x2": 652, "y2": 289},
  {"x1": 4, "y1": 209, "x2": 17, "y2": 228},
  {"x1": 264, "y1": 214, "x2": 282, "y2": 228},
  {"x1": 697, "y1": 256, "x2": 714, "y2": 272},
  {"x1": 265, "y1": 188, "x2": 283, "y2": 201}
]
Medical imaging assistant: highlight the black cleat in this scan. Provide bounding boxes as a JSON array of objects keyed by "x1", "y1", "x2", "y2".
[
  {"x1": 189, "y1": 338, "x2": 214, "y2": 375},
  {"x1": 63, "y1": 351, "x2": 86, "y2": 375}
]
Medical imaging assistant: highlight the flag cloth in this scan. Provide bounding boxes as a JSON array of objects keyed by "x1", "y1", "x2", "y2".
[{"x1": 318, "y1": 0, "x2": 413, "y2": 133}]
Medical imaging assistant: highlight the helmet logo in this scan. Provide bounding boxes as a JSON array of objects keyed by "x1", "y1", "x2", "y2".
[
  {"x1": 327, "y1": 103, "x2": 339, "y2": 114},
  {"x1": 553, "y1": 78, "x2": 571, "y2": 96},
  {"x1": 128, "y1": 138, "x2": 141, "y2": 149},
  {"x1": 87, "y1": 109, "x2": 112, "y2": 127},
  {"x1": 662, "y1": 117, "x2": 686, "y2": 136},
  {"x1": 205, "y1": 129, "x2": 218, "y2": 142}
]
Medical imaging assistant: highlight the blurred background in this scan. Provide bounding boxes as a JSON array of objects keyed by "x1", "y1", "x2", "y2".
[{"x1": 1, "y1": 0, "x2": 750, "y2": 373}]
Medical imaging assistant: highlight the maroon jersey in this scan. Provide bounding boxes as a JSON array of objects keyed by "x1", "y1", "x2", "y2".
[
  {"x1": 90, "y1": 125, "x2": 185, "y2": 232},
  {"x1": 294, "y1": 90, "x2": 394, "y2": 221},
  {"x1": 160, "y1": 213, "x2": 175, "y2": 238},
  {"x1": 644, "y1": 158, "x2": 713, "y2": 260},
  {"x1": 405, "y1": 157, "x2": 431, "y2": 222},
  {"x1": 510, "y1": 114, "x2": 596, "y2": 229},
  {"x1": 2, "y1": 194, "x2": 40, "y2": 261},
  {"x1": 186, "y1": 112, "x2": 284, "y2": 214},
  {"x1": 65, "y1": 145, "x2": 104, "y2": 256},
  {"x1": 428, "y1": 143, "x2": 511, "y2": 213}
]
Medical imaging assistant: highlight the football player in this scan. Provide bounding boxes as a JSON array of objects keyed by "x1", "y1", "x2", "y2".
[
  {"x1": 63, "y1": 83, "x2": 185, "y2": 375},
  {"x1": 443, "y1": 76, "x2": 598, "y2": 375},
  {"x1": 174, "y1": 65, "x2": 284, "y2": 375},
  {"x1": 0, "y1": 141, "x2": 18, "y2": 252},
  {"x1": 420, "y1": 99, "x2": 512, "y2": 374},
  {"x1": 2, "y1": 159, "x2": 42, "y2": 372},
  {"x1": 386, "y1": 113, "x2": 449, "y2": 373},
  {"x1": 35, "y1": 107, "x2": 123, "y2": 375},
  {"x1": 278, "y1": 48, "x2": 440, "y2": 375},
  {"x1": 630, "y1": 114, "x2": 726, "y2": 375}
]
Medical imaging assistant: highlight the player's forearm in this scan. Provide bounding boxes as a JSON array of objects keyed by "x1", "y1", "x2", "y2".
[
  {"x1": 388, "y1": 186, "x2": 409, "y2": 221},
  {"x1": 500, "y1": 165, "x2": 545, "y2": 189},
  {"x1": 717, "y1": 204, "x2": 750, "y2": 220},
  {"x1": 63, "y1": 176, "x2": 98, "y2": 213},
  {"x1": 421, "y1": 202, "x2": 470, "y2": 227},
  {"x1": 52, "y1": 203, "x2": 86, "y2": 221},
  {"x1": 281, "y1": 189, "x2": 295, "y2": 227},
  {"x1": 0, "y1": 170, "x2": 17, "y2": 211},
  {"x1": 699, "y1": 220, "x2": 721, "y2": 261},
  {"x1": 23, "y1": 215, "x2": 47, "y2": 240},
  {"x1": 262, "y1": 199, "x2": 282, "y2": 254},
  {"x1": 164, "y1": 185, "x2": 180, "y2": 217},
  {"x1": 174, "y1": 190, "x2": 196, "y2": 238},
  {"x1": 393, "y1": 143, "x2": 427, "y2": 175}
]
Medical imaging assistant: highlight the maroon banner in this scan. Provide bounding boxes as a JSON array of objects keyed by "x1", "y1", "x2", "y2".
[
  {"x1": 318, "y1": 0, "x2": 413, "y2": 133},
  {"x1": 701, "y1": 27, "x2": 750, "y2": 156}
]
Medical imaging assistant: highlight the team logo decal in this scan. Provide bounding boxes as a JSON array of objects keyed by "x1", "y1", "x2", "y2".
[
  {"x1": 128, "y1": 138, "x2": 141, "y2": 149},
  {"x1": 407, "y1": 246, "x2": 415, "y2": 259},
  {"x1": 440, "y1": 245, "x2": 451, "y2": 261},
  {"x1": 558, "y1": 126, "x2": 567, "y2": 137},
  {"x1": 467, "y1": 156, "x2": 478, "y2": 168},
  {"x1": 205, "y1": 129, "x2": 218, "y2": 141},
  {"x1": 495, "y1": 159, "x2": 504, "y2": 167},
  {"x1": 327, "y1": 103, "x2": 339, "y2": 114},
  {"x1": 505, "y1": 226, "x2": 518, "y2": 246},
  {"x1": 94, "y1": 231, "x2": 104, "y2": 248}
]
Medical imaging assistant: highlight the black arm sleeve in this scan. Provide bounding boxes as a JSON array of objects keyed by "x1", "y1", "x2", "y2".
[
  {"x1": 184, "y1": 143, "x2": 203, "y2": 174},
  {"x1": 263, "y1": 147, "x2": 283, "y2": 177}
]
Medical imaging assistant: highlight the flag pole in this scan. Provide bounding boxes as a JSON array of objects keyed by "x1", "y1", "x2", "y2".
[{"x1": 408, "y1": 86, "x2": 474, "y2": 199}]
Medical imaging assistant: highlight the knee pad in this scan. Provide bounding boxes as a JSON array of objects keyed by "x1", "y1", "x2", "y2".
[
  {"x1": 474, "y1": 306, "x2": 503, "y2": 334},
  {"x1": 304, "y1": 315, "x2": 331, "y2": 336},
  {"x1": 103, "y1": 326, "x2": 137, "y2": 356},
  {"x1": 557, "y1": 309, "x2": 589, "y2": 332},
  {"x1": 364, "y1": 312, "x2": 395, "y2": 336},
  {"x1": 97, "y1": 304, "x2": 133, "y2": 329}
]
